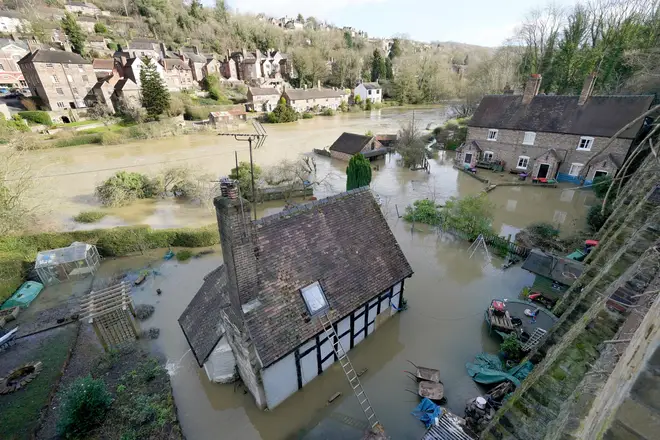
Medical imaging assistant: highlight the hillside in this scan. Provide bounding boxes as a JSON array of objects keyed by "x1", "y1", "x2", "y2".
[{"x1": 1, "y1": 0, "x2": 498, "y2": 102}]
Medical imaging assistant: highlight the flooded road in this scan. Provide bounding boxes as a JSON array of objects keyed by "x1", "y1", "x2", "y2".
[{"x1": 22, "y1": 106, "x2": 596, "y2": 439}]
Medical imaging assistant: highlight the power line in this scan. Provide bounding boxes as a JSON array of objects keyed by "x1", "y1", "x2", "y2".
[{"x1": 4, "y1": 148, "x2": 251, "y2": 181}]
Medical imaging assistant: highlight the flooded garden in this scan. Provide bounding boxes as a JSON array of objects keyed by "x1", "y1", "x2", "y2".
[{"x1": 1, "y1": 107, "x2": 597, "y2": 439}]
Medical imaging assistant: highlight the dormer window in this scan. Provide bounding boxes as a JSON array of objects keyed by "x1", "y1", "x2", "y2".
[
  {"x1": 487, "y1": 129, "x2": 498, "y2": 141},
  {"x1": 300, "y1": 281, "x2": 328, "y2": 316}
]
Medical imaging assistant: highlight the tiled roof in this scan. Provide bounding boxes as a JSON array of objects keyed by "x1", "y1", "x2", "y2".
[
  {"x1": 178, "y1": 266, "x2": 230, "y2": 366},
  {"x1": 329, "y1": 132, "x2": 375, "y2": 155},
  {"x1": 184, "y1": 52, "x2": 206, "y2": 63},
  {"x1": 114, "y1": 78, "x2": 139, "y2": 91},
  {"x1": 249, "y1": 87, "x2": 280, "y2": 96},
  {"x1": 92, "y1": 59, "x2": 113, "y2": 70},
  {"x1": 162, "y1": 58, "x2": 190, "y2": 70},
  {"x1": 246, "y1": 187, "x2": 412, "y2": 367},
  {"x1": 18, "y1": 49, "x2": 90, "y2": 65},
  {"x1": 456, "y1": 140, "x2": 482, "y2": 152},
  {"x1": 470, "y1": 94, "x2": 654, "y2": 139},
  {"x1": 0, "y1": 38, "x2": 28, "y2": 50},
  {"x1": 127, "y1": 40, "x2": 159, "y2": 50},
  {"x1": 285, "y1": 87, "x2": 346, "y2": 100},
  {"x1": 360, "y1": 82, "x2": 381, "y2": 90}
]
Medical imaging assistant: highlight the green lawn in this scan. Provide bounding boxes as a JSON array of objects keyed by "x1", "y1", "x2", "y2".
[
  {"x1": 56, "y1": 119, "x2": 102, "y2": 128},
  {"x1": 0, "y1": 325, "x2": 78, "y2": 440}
]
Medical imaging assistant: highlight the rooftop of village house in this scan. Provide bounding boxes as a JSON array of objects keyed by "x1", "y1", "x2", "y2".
[{"x1": 179, "y1": 187, "x2": 413, "y2": 367}]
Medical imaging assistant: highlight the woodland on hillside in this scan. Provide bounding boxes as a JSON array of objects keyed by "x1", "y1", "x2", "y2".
[{"x1": 3, "y1": 0, "x2": 659, "y2": 103}]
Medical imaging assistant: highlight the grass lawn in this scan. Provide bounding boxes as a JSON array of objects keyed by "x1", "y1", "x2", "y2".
[
  {"x1": 56, "y1": 119, "x2": 102, "y2": 128},
  {"x1": 79, "y1": 122, "x2": 135, "y2": 134},
  {"x1": 0, "y1": 325, "x2": 78, "y2": 440}
]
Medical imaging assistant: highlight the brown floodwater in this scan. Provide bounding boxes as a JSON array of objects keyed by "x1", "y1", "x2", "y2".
[{"x1": 21, "y1": 107, "x2": 596, "y2": 439}]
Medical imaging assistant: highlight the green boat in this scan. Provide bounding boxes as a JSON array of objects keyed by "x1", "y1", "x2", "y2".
[{"x1": 1, "y1": 281, "x2": 44, "y2": 309}]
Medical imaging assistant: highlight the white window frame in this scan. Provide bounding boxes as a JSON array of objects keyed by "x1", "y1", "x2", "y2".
[
  {"x1": 568, "y1": 163, "x2": 583, "y2": 177},
  {"x1": 577, "y1": 136, "x2": 594, "y2": 151},
  {"x1": 483, "y1": 151, "x2": 494, "y2": 162},
  {"x1": 487, "y1": 129, "x2": 498, "y2": 141},
  {"x1": 523, "y1": 131, "x2": 536, "y2": 145},
  {"x1": 516, "y1": 156, "x2": 530, "y2": 170},
  {"x1": 51, "y1": 75, "x2": 59, "y2": 84}
]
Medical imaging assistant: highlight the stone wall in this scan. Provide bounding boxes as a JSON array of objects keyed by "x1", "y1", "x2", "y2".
[
  {"x1": 466, "y1": 127, "x2": 632, "y2": 181},
  {"x1": 482, "y1": 155, "x2": 660, "y2": 439}
]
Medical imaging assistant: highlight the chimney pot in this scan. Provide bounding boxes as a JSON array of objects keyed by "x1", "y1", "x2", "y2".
[{"x1": 220, "y1": 178, "x2": 239, "y2": 199}]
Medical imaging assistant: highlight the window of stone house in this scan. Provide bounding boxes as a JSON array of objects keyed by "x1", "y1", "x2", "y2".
[
  {"x1": 523, "y1": 131, "x2": 536, "y2": 145},
  {"x1": 577, "y1": 136, "x2": 594, "y2": 151},
  {"x1": 82, "y1": 75, "x2": 89, "y2": 83},
  {"x1": 368, "y1": 89, "x2": 372, "y2": 95},
  {"x1": 52, "y1": 75, "x2": 59, "y2": 83},
  {"x1": 487, "y1": 129, "x2": 498, "y2": 141},
  {"x1": 568, "y1": 163, "x2": 583, "y2": 176},
  {"x1": 300, "y1": 281, "x2": 328, "y2": 316},
  {"x1": 46, "y1": 63, "x2": 53, "y2": 68},
  {"x1": 56, "y1": 88, "x2": 64, "y2": 95},
  {"x1": 517, "y1": 156, "x2": 529, "y2": 169},
  {"x1": 72, "y1": 88, "x2": 78, "y2": 95},
  {"x1": 483, "y1": 151, "x2": 494, "y2": 162},
  {"x1": 57, "y1": 102, "x2": 65, "y2": 108}
]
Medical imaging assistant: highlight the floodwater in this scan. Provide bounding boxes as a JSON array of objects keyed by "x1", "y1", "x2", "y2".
[{"x1": 21, "y1": 107, "x2": 596, "y2": 439}]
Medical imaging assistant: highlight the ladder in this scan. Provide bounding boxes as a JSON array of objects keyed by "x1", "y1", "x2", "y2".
[
  {"x1": 522, "y1": 327, "x2": 547, "y2": 352},
  {"x1": 319, "y1": 312, "x2": 380, "y2": 430}
]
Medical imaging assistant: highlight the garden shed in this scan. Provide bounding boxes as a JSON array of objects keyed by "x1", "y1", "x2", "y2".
[{"x1": 34, "y1": 242, "x2": 101, "y2": 286}]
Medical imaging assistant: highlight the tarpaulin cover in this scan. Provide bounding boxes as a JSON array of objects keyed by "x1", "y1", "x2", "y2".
[
  {"x1": 465, "y1": 353, "x2": 533, "y2": 387},
  {"x1": 1, "y1": 281, "x2": 44, "y2": 310},
  {"x1": 412, "y1": 397, "x2": 441, "y2": 428}
]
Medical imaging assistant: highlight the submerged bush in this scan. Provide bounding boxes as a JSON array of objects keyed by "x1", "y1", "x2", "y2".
[
  {"x1": 176, "y1": 249, "x2": 192, "y2": 261},
  {"x1": 95, "y1": 171, "x2": 158, "y2": 207},
  {"x1": 404, "y1": 199, "x2": 442, "y2": 225},
  {"x1": 73, "y1": 211, "x2": 107, "y2": 223},
  {"x1": 17, "y1": 111, "x2": 52, "y2": 126},
  {"x1": 58, "y1": 375, "x2": 112, "y2": 438}
]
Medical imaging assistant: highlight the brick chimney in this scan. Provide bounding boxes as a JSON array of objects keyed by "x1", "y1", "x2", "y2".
[
  {"x1": 578, "y1": 72, "x2": 597, "y2": 106},
  {"x1": 522, "y1": 74, "x2": 542, "y2": 105},
  {"x1": 214, "y1": 179, "x2": 258, "y2": 312}
]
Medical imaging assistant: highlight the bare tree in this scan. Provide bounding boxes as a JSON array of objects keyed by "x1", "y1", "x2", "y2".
[
  {"x1": 395, "y1": 120, "x2": 427, "y2": 169},
  {"x1": 263, "y1": 157, "x2": 335, "y2": 203},
  {"x1": 0, "y1": 137, "x2": 41, "y2": 234}
]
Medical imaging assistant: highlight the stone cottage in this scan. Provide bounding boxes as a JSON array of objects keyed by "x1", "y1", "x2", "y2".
[
  {"x1": 282, "y1": 85, "x2": 349, "y2": 113},
  {"x1": 458, "y1": 73, "x2": 654, "y2": 184},
  {"x1": 354, "y1": 81, "x2": 382, "y2": 104},
  {"x1": 246, "y1": 86, "x2": 281, "y2": 112},
  {"x1": 329, "y1": 132, "x2": 385, "y2": 161},
  {"x1": 179, "y1": 185, "x2": 413, "y2": 409}
]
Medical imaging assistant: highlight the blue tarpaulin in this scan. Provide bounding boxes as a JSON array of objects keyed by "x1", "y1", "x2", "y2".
[
  {"x1": 465, "y1": 353, "x2": 533, "y2": 387},
  {"x1": 412, "y1": 398, "x2": 441, "y2": 428}
]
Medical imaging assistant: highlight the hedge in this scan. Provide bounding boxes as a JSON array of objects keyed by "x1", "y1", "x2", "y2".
[
  {"x1": 0, "y1": 225, "x2": 219, "y2": 303},
  {"x1": 17, "y1": 111, "x2": 52, "y2": 126}
]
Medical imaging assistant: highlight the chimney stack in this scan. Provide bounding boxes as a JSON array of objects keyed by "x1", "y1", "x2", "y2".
[
  {"x1": 193, "y1": 45, "x2": 200, "y2": 55},
  {"x1": 214, "y1": 181, "x2": 258, "y2": 311},
  {"x1": 578, "y1": 72, "x2": 597, "y2": 106},
  {"x1": 522, "y1": 74, "x2": 542, "y2": 105}
]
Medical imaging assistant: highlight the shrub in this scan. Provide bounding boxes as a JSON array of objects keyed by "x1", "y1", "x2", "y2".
[
  {"x1": 587, "y1": 204, "x2": 613, "y2": 232},
  {"x1": 321, "y1": 108, "x2": 335, "y2": 116},
  {"x1": 170, "y1": 229, "x2": 217, "y2": 247},
  {"x1": 302, "y1": 111, "x2": 314, "y2": 119},
  {"x1": 176, "y1": 249, "x2": 192, "y2": 261},
  {"x1": 167, "y1": 95, "x2": 185, "y2": 117},
  {"x1": 17, "y1": 111, "x2": 52, "y2": 126},
  {"x1": 592, "y1": 175, "x2": 614, "y2": 199},
  {"x1": 55, "y1": 133, "x2": 103, "y2": 147},
  {"x1": 57, "y1": 375, "x2": 112, "y2": 438},
  {"x1": 20, "y1": 98, "x2": 38, "y2": 111},
  {"x1": 500, "y1": 334, "x2": 522, "y2": 360},
  {"x1": 95, "y1": 171, "x2": 158, "y2": 207},
  {"x1": 135, "y1": 304, "x2": 155, "y2": 320},
  {"x1": 404, "y1": 199, "x2": 442, "y2": 225},
  {"x1": 107, "y1": 42, "x2": 118, "y2": 51},
  {"x1": 73, "y1": 211, "x2": 107, "y2": 223},
  {"x1": 183, "y1": 105, "x2": 208, "y2": 120},
  {"x1": 339, "y1": 100, "x2": 348, "y2": 112},
  {"x1": 100, "y1": 131, "x2": 124, "y2": 145},
  {"x1": 266, "y1": 97, "x2": 298, "y2": 123},
  {"x1": 94, "y1": 22, "x2": 107, "y2": 33}
]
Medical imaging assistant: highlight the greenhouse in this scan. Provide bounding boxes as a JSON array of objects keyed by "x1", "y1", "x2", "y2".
[{"x1": 34, "y1": 242, "x2": 101, "y2": 286}]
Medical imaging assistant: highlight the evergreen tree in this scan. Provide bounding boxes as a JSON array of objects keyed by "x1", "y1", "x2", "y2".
[
  {"x1": 385, "y1": 57, "x2": 394, "y2": 80},
  {"x1": 389, "y1": 39, "x2": 402, "y2": 59},
  {"x1": 267, "y1": 97, "x2": 298, "y2": 123},
  {"x1": 140, "y1": 58, "x2": 170, "y2": 119},
  {"x1": 346, "y1": 154, "x2": 372, "y2": 191},
  {"x1": 371, "y1": 49, "x2": 386, "y2": 81},
  {"x1": 61, "y1": 12, "x2": 86, "y2": 55}
]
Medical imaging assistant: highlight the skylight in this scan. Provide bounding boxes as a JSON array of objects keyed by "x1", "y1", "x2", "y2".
[{"x1": 300, "y1": 281, "x2": 328, "y2": 316}]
